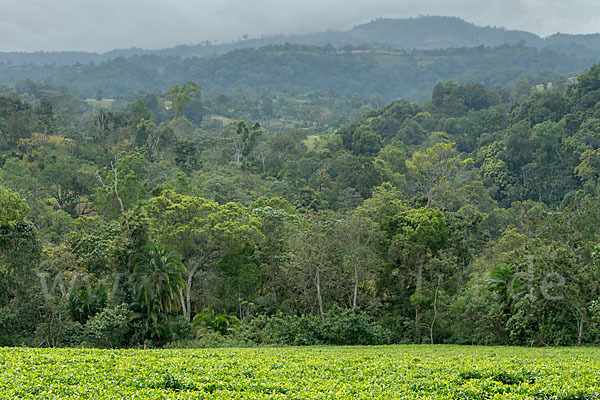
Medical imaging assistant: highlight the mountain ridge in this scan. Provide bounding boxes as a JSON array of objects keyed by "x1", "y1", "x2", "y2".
[{"x1": 1, "y1": 16, "x2": 600, "y2": 66}]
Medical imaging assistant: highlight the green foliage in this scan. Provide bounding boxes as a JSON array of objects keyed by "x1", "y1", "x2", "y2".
[
  {"x1": 351, "y1": 125, "x2": 381, "y2": 156},
  {"x1": 83, "y1": 304, "x2": 132, "y2": 348},
  {"x1": 166, "y1": 82, "x2": 200, "y2": 115},
  {"x1": 0, "y1": 306, "x2": 15, "y2": 346},
  {"x1": 238, "y1": 308, "x2": 389, "y2": 346},
  {"x1": 33, "y1": 303, "x2": 83, "y2": 348},
  {"x1": 433, "y1": 82, "x2": 502, "y2": 116},
  {"x1": 240, "y1": 313, "x2": 323, "y2": 346},
  {"x1": 0, "y1": 216, "x2": 41, "y2": 307},
  {"x1": 94, "y1": 152, "x2": 147, "y2": 219},
  {"x1": 132, "y1": 244, "x2": 186, "y2": 322},
  {"x1": 0, "y1": 93, "x2": 32, "y2": 151},
  {"x1": 4, "y1": 59, "x2": 600, "y2": 349},
  {"x1": 68, "y1": 286, "x2": 107, "y2": 325},
  {"x1": 0, "y1": 43, "x2": 593, "y2": 102},
  {"x1": 406, "y1": 142, "x2": 472, "y2": 207},
  {"x1": 591, "y1": 300, "x2": 600, "y2": 344},
  {"x1": 321, "y1": 306, "x2": 389, "y2": 345},
  {"x1": 192, "y1": 308, "x2": 239, "y2": 337},
  {"x1": 67, "y1": 217, "x2": 126, "y2": 274},
  {"x1": 0, "y1": 185, "x2": 29, "y2": 227},
  {"x1": 4, "y1": 345, "x2": 600, "y2": 398}
]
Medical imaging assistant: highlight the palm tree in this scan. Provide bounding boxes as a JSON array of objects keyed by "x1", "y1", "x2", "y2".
[
  {"x1": 192, "y1": 308, "x2": 239, "y2": 337},
  {"x1": 131, "y1": 244, "x2": 187, "y2": 326},
  {"x1": 488, "y1": 263, "x2": 515, "y2": 314}
]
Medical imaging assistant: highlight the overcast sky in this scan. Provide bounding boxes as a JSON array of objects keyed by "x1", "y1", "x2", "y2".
[{"x1": 1, "y1": 0, "x2": 599, "y2": 52}]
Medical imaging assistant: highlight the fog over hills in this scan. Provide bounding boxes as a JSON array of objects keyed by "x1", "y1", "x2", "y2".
[{"x1": 1, "y1": 16, "x2": 599, "y2": 66}]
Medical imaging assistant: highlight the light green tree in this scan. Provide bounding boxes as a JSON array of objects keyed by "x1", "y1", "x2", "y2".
[
  {"x1": 145, "y1": 191, "x2": 262, "y2": 320},
  {"x1": 166, "y1": 82, "x2": 200, "y2": 115},
  {"x1": 406, "y1": 142, "x2": 472, "y2": 207}
]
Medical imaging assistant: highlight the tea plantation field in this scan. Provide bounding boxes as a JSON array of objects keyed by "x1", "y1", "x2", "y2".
[{"x1": 1, "y1": 345, "x2": 599, "y2": 399}]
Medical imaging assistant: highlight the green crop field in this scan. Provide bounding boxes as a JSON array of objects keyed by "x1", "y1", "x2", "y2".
[{"x1": 1, "y1": 346, "x2": 600, "y2": 399}]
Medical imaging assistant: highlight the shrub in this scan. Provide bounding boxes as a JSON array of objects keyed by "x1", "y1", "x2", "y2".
[
  {"x1": 164, "y1": 330, "x2": 250, "y2": 349},
  {"x1": 192, "y1": 308, "x2": 239, "y2": 337},
  {"x1": 0, "y1": 306, "x2": 15, "y2": 346},
  {"x1": 237, "y1": 308, "x2": 390, "y2": 346},
  {"x1": 322, "y1": 306, "x2": 390, "y2": 345},
  {"x1": 83, "y1": 304, "x2": 132, "y2": 348}
]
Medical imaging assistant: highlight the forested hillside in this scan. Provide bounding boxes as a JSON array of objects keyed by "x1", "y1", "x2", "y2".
[
  {"x1": 2, "y1": 16, "x2": 600, "y2": 65},
  {"x1": 2, "y1": 62, "x2": 600, "y2": 348},
  {"x1": 0, "y1": 44, "x2": 594, "y2": 102}
]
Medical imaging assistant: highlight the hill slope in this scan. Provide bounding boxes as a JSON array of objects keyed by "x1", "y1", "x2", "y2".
[
  {"x1": 1, "y1": 16, "x2": 599, "y2": 66},
  {"x1": 0, "y1": 44, "x2": 593, "y2": 102}
]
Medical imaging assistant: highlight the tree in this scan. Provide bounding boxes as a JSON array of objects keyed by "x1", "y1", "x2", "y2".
[
  {"x1": 251, "y1": 200, "x2": 300, "y2": 310},
  {"x1": 575, "y1": 148, "x2": 600, "y2": 185},
  {"x1": 337, "y1": 213, "x2": 382, "y2": 308},
  {"x1": 192, "y1": 308, "x2": 239, "y2": 337},
  {"x1": 406, "y1": 142, "x2": 472, "y2": 207},
  {"x1": 95, "y1": 152, "x2": 147, "y2": 226},
  {"x1": 0, "y1": 93, "x2": 32, "y2": 151},
  {"x1": 42, "y1": 159, "x2": 95, "y2": 217},
  {"x1": 0, "y1": 186, "x2": 41, "y2": 332},
  {"x1": 234, "y1": 120, "x2": 262, "y2": 169},
  {"x1": 387, "y1": 207, "x2": 447, "y2": 343},
  {"x1": 287, "y1": 212, "x2": 343, "y2": 321},
  {"x1": 83, "y1": 304, "x2": 132, "y2": 348},
  {"x1": 35, "y1": 96, "x2": 57, "y2": 136},
  {"x1": 0, "y1": 185, "x2": 30, "y2": 227},
  {"x1": 358, "y1": 182, "x2": 405, "y2": 235},
  {"x1": 166, "y1": 82, "x2": 200, "y2": 115},
  {"x1": 351, "y1": 125, "x2": 381, "y2": 156},
  {"x1": 397, "y1": 119, "x2": 427, "y2": 146},
  {"x1": 131, "y1": 244, "x2": 187, "y2": 335},
  {"x1": 145, "y1": 191, "x2": 262, "y2": 320}
]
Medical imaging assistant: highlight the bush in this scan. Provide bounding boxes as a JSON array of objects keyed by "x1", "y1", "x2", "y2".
[
  {"x1": 0, "y1": 306, "x2": 15, "y2": 346},
  {"x1": 166, "y1": 307, "x2": 391, "y2": 348},
  {"x1": 237, "y1": 308, "x2": 390, "y2": 347},
  {"x1": 164, "y1": 330, "x2": 250, "y2": 349},
  {"x1": 238, "y1": 312, "x2": 322, "y2": 346},
  {"x1": 192, "y1": 308, "x2": 239, "y2": 337},
  {"x1": 83, "y1": 304, "x2": 132, "y2": 348},
  {"x1": 322, "y1": 306, "x2": 390, "y2": 345},
  {"x1": 34, "y1": 318, "x2": 83, "y2": 348}
]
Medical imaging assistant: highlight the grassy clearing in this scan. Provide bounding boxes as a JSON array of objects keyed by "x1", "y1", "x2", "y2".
[
  {"x1": 1, "y1": 345, "x2": 600, "y2": 399},
  {"x1": 84, "y1": 98, "x2": 115, "y2": 109},
  {"x1": 304, "y1": 134, "x2": 322, "y2": 150},
  {"x1": 209, "y1": 115, "x2": 233, "y2": 125}
]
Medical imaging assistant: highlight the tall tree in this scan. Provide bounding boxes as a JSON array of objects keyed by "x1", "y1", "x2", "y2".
[
  {"x1": 387, "y1": 207, "x2": 447, "y2": 343},
  {"x1": 287, "y1": 212, "x2": 343, "y2": 321},
  {"x1": 406, "y1": 142, "x2": 472, "y2": 207},
  {"x1": 132, "y1": 244, "x2": 187, "y2": 329},
  {"x1": 145, "y1": 191, "x2": 262, "y2": 320},
  {"x1": 166, "y1": 82, "x2": 200, "y2": 115},
  {"x1": 337, "y1": 213, "x2": 382, "y2": 308}
]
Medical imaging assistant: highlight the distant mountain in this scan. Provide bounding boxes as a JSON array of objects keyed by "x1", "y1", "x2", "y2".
[
  {"x1": 305, "y1": 16, "x2": 542, "y2": 49},
  {"x1": 1, "y1": 16, "x2": 599, "y2": 66}
]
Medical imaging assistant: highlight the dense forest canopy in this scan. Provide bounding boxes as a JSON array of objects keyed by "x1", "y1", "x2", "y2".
[
  {"x1": 1, "y1": 52, "x2": 600, "y2": 348},
  {"x1": 0, "y1": 43, "x2": 593, "y2": 102},
  {"x1": 1, "y1": 17, "x2": 599, "y2": 104}
]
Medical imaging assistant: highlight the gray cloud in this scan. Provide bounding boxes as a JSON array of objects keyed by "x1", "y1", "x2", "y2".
[{"x1": 0, "y1": 0, "x2": 599, "y2": 52}]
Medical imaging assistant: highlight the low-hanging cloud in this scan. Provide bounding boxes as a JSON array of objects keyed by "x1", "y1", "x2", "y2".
[{"x1": 0, "y1": 0, "x2": 599, "y2": 52}]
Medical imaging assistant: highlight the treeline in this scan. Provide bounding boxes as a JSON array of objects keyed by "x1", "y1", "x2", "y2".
[
  {"x1": 3, "y1": 16, "x2": 600, "y2": 66},
  {"x1": 0, "y1": 43, "x2": 594, "y2": 102},
  {"x1": 1, "y1": 64, "x2": 600, "y2": 348}
]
